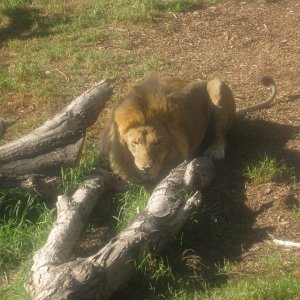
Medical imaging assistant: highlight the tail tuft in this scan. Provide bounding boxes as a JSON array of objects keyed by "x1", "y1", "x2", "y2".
[
  {"x1": 236, "y1": 75, "x2": 277, "y2": 117},
  {"x1": 260, "y1": 75, "x2": 275, "y2": 87}
]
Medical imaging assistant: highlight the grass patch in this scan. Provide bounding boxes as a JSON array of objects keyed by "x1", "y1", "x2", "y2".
[
  {"x1": 1, "y1": 259, "x2": 33, "y2": 300},
  {"x1": 1, "y1": 0, "x2": 200, "y2": 135},
  {"x1": 203, "y1": 275, "x2": 300, "y2": 300},
  {"x1": 114, "y1": 185, "x2": 149, "y2": 230},
  {"x1": 128, "y1": 251, "x2": 300, "y2": 299},
  {"x1": 155, "y1": 0, "x2": 219, "y2": 12},
  {"x1": 244, "y1": 154, "x2": 293, "y2": 183},
  {"x1": 134, "y1": 253, "x2": 178, "y2": 296},
  {"x1": 156, "y1": 273, "x2": 300, "y2": 300},
  {"x1": 0, "y1": 189, "x2": 53, "y2": 298},
  {"x1": 60, "y1": 142, "x2": 98, "y2": 195}
]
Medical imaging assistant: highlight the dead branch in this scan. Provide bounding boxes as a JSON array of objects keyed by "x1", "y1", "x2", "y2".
[
  {"x1": 273, "y1": 238, "x2": 300, "y2": 248},
  {"x1": 0, "y1": 174, "x2": 61, "y2": 197},
  {"x1": 27, "y1": 157, "x2": 215, "y2": 300},
  {"x1": 0, "y1": 80, "x2": 113, "y2": 189}
]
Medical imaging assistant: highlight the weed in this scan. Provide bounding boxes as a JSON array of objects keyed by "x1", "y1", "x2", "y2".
[
  {"x1": 114, "y1": 185, "x2": 149, "y2": 230},
  {"x1": 244, "y1": 153, "x2": 293, "y2": 183},
  {"x1": 215, "y1": 258, "x2": 231, "y2": 276},
  {"x1": 155, "y1": 0, "x2": 219, "y2": 12},
  {"x1": 265, "y1": 0, "x2": 287, "y2": 3},
  {"x1": 1, "y1": 258, "x2": 32, "y2": 300},
  {"x1": 0, "y1": 0, "x2": 28, "y2": 10},
  {"x1": 206, "y1": 275, "x2": 300, "y2": 300},
  {"x1": 8, "y1": 60, "x2": 42, "y2": 82},
  {"x1": 0, "y1": 189, "x2": 53, "y2": 282},
  {"x1": 135, "y1": 253, "x2": 176, "y2": 294},
  {"x1": 60, "y1": 142, "x2": 98, "y2": 195},
  {"x1": 128, "y1": 53, "x2": 163, "y2": 78}
]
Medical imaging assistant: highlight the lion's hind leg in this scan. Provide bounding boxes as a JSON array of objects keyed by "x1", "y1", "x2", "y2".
[{"x1": 204, "y1": 79, "x2": 236, "y2": 160}]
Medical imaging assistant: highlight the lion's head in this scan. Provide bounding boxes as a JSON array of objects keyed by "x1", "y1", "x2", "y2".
[
  {"x1": 122, "y1": 124, "x2": 170, "y2": 182},
  {"x1": 99, "y1": 75, "x2": 210, "y2": 185}
]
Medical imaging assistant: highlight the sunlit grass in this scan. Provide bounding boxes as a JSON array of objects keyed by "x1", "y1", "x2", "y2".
[
  {"x1": 0, "y1": 189, "x2": 53, "y2": 299},
  {"x1": 244, "y1": 154, "x2": 294, "y2": 183},
  {"x1": 60, "y1": 142, "x2": 98, "y2": 195},
  {"x1": 114, "y1": 185, "x2": 149, "y2": 230}
]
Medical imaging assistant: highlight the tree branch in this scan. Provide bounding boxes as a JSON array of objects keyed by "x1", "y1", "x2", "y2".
[
  {"x1": 27, "y1": 157, "x2": 215, "y2": 300},
  {"x1": 0, "y1": 80, "x2": 113, "y2": 187}
]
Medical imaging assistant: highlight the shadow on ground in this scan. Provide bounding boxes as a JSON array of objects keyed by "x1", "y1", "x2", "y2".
[
  {"x1": 113, "y1": 117, "x2": 300, "y2": 299},
  {"x1": 0, "y1": 6, "x2": 70, "y2": 47}
]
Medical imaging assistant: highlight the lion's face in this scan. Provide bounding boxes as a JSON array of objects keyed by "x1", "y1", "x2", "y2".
[{"x1": 123, "y1": 125, "x2": 170, "y2": 181}]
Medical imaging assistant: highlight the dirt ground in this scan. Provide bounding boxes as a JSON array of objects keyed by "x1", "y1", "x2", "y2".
[{"x1": 92, "y1": 0, "x2": 300, "y2": 293}]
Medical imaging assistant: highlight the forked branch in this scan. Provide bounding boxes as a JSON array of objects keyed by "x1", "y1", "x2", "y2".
[{"x1": 27, "y1": 157, "x2": 215, "y2": 300}]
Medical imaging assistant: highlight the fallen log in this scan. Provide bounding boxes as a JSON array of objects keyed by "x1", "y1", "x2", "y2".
[
  {"x1": 27, "y1": 157, "x2": 215, "y2": 300},
  {"x1": 0, "y1": 174, "x2": 61, "y2": 197},
  {"x1": 0, "y1": 80, "x2": 113, "y2": 179}
]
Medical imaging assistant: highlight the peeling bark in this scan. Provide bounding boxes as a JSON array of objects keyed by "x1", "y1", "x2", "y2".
[
  {"x1": 27, "y1": 157, "x2": 215, "y2": 300},
  {"x1": 0, "y1": 80, "x2": 113, "y2": 179}
]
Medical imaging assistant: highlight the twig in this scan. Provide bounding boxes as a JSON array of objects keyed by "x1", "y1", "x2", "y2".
[
  {"x1": 273, "y1": 238, "x2": 300, "y2": 248},
  {"x1": 45, "y1": 68, "x2": 70, "y2": 82}
]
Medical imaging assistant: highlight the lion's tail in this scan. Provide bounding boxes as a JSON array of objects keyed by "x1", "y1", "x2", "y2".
[{"x1": 236, "y1": 76, "x2": 277, "y2": 117}]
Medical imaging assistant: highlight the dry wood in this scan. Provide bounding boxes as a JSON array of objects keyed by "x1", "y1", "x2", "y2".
[
  {"x1": 0, "y1": 174, "x2": 61, "y2": 197},
  {"x1": 0, "y1": 80, "x2": 113, "y2": 179},
  {"x1": 273, "y1": 238, "x2": 300, "y2": 248},
  {"x1": 27, "y1": 157, "x2": 215, "y2": 300}
]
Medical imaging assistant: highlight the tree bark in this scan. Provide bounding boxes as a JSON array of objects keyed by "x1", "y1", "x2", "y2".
[
  {"x1": 27, "y1": 157, "x2": 215, "y2": 300},
  {"x1": 0, "y1": 174, "x2": 61, "y2": 197},
  {"x1": 0, "y1": 80, "x2": 113, "y2": 178}
]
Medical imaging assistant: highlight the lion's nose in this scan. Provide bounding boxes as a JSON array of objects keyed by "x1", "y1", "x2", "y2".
[{"x1": 141, "y1": 165, "x2": 151, "y2": 172}]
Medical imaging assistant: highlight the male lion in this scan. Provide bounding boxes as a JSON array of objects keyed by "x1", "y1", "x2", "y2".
[{"x1": 99, "y1": 75, "x2": 276, "y2": 185}]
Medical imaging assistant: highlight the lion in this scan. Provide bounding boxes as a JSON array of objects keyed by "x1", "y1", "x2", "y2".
[{"x1": 99, "y1": 75, "x2": 277, "y2": 185}]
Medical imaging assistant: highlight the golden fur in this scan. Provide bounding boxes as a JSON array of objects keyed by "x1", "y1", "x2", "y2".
[{"x1": 99, "y1": 75, "x2": 276, "y2": 185}]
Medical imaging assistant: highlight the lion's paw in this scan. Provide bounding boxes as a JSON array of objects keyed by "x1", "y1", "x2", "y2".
[{"x1": 204, "y1": 145, "x2": 225, "y2": 160}]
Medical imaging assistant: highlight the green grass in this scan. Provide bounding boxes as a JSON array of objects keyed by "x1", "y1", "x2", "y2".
[
  {"x1": 1, "y1": 259, "x2": 33, "y2": 300},
  {"x1": 113, "y1": 181, "x2": 300, "y2": 299},
  {"x1": 0, "y1": 143, "x2": 98, "y2": 297},
  {"x1": 129, "y1": 250, "x2": 300, "y2": 300},
  {"x1": 114, "y1": 185, "x2": 149, "y2": 230},
  {"x1": 60, "y1": 142, "x2": 98, "y2": 195},
  {"x1": 244, "y1": 154, "x2": 294, "y2": 183},
  {"x1": 1, "y1": 0, "x2": 194, "y2": 136},
  {"x1": 183, "y1": 275, "x2": 300, "y2": 300},
  {"x1": 135, "y1": 253, "x2": 177, "y2": 294},
  {"x1": 0, "y1": 189, "x2": 53, "y2": 298}
]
